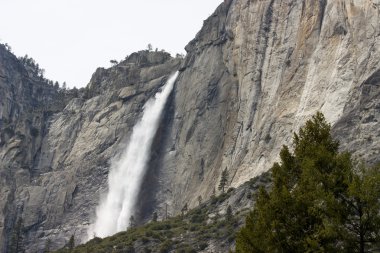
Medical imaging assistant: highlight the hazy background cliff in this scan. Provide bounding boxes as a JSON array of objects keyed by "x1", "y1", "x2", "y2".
[{"x1": 0, "y1": 0, "x2": 380, "y2": 251}]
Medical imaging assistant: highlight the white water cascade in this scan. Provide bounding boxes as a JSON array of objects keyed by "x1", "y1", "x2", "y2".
[{"x1": 87, "y1": 71, "x2": 178, "y2": 239}]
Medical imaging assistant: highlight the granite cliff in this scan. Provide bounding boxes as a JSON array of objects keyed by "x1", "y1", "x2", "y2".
[
  {"x1": 1, "y1": 0, "x2": 380, "y2": 251},
  {"x1": 157, "y1": 0, "x2": 380, "y2": 219}
]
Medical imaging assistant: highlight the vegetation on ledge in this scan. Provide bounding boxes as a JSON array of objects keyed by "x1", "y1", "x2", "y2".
[
  {"x1": 53, "y1": 171, "x2": 271, "y2": 253},
  {"x1": 53, "y1": 188, "x2": 259, "y2": 253},
  {"x1": 54, "y1": 113, "x2": 380, "y2": 253}
]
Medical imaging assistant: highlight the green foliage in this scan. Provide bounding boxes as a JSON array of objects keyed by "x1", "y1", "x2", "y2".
[
  {"x1": 199, "y1": 242, "x2": 208, "y2": 250},
  {"x1": 2, "y1": 42, "x2": 12, "y2": 52},
  {"x1": 175, "y1": 243, "x2": 196, "y2": 253},
  {"x1": 129, "y1": 215, "x2": 136, "y2": 228},
  {"x1": 1, "y1": 42, "x2": 68, "y2": 90},
  {"x1": 226, "y1": 205, "x2": 233, "y2": 221},
  {"x1": 236, "y1": 112, "x2": 380, "y2": 253},
  {"x1": 218, "y1": 168, "x2": 229, "y2": 193},
  {"x1": 175, "y1": 53, "x2": 185, "y2": 59},
  {"x1": 68, "y1": 235, "x2": 75, "y2": 251},
  {"x1": 54, "y1": 186, "x2": 247, "y2": 253},
  {"x1": 159, "y1": 239, "x2": 173, "y2": 253},
  {"x1": 339, "y1": 163, "x2": 380, "y2": 252},
  {"x1": 19, "y1": 54, "x2": 46, "y2": 80},
  {"x1": 30, "y1": 127, "x2": 39, "y2": 137},
  {"x1": 152, "y1": 212, "x2": 158, "y2": 222},
  {"x1": 110, "y1": 59, "x2": 118, "y2": 66},
  {"x1": 44, "y1": 239, "x2": 51, "y2": 253},
  {"x1": 227, "y1": 187, "x2": 235, "y2": 193}
]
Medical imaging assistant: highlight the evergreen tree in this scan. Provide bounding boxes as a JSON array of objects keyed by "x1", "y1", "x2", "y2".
[
  {"x1": 152, "y1": 212, "x2": 158, "y2": 222},
  {"x1": 129, "y1": 215, "x2": 136, "y2": 228},
  {"x1": 218, "y1": 168, "x2": 229, "y2": 193},
  {"x1": 67, "y1": 235, "x2": 75, "y2": 251},
  {"x1": 110, "y1": 59, "x2": 118, "y2": 66},
  {"x1": 226, "y1": 205, "x2": 233, "y2": 221},
  {"x1": 4, "y1": 43, "x2": 12, "y2": 52},
  {"x1": 236, "y1": 112, "x2": 380, "y2": 253},
  {"x1": 338, "y1": 163, "x2": 380, "y2": 252},
  {"x1": 72, "y1": 86, "x2": 79, "y2": 97},
  {"x1": 44, "y1": 239, "x2": 51, "y2": 253}
]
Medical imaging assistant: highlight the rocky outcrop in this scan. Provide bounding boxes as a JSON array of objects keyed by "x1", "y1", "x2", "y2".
[{"x1": 1, "y1": 0, "x2": 380, "y2": 251}]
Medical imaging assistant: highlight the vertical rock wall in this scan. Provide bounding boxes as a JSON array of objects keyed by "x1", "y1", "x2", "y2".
[{"x1": 154, "y1": 0, "x2": 380, "y2": 214}]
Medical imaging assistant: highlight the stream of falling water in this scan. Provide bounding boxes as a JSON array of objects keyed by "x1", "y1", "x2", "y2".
[{"x1": 87, "y1": 71, "x2": 178, "y2": 239}]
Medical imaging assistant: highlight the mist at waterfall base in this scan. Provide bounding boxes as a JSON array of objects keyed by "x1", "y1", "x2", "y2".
[{"x1": 87, "y1": 72, "x2": 178, "y2": 239}]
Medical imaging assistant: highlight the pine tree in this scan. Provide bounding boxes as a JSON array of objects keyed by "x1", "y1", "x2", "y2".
[
  {"x1": 236, "y1": 112, "x2": 380, "y2": 253},
  {"x1": 129, "y1": 215, "x2": 136, "y2": 228},
  {"x1": 110, "y1": 59, "x2": 118, "y2": 66},
  {"x1": 152, "y1": 212, "x2": 158, "y2": 222},
  {"x1": 44, "y1": 239, "x2": 51, "y2": 253},
  {"x1": 338, "y1": 163, "x2": 380, "y2": 252},
  {"x1": 218, "y1": 168, "x2": 229, "y2": 193},
  {"x1": 67, "y1": 235, "x2": 75, "y2": 251},
  {"x1": 226, "y1": 205, "x2": 233, "y2": 221}
]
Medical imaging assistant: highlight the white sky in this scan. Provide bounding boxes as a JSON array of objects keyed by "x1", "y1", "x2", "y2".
[{"x1": 0, "y1": 0, "x2": 222, "y2": 88}]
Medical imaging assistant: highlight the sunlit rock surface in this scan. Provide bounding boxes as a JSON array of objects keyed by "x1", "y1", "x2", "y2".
[{"x1": 160, "y1": 0, "x2": 380, "y2": 215}]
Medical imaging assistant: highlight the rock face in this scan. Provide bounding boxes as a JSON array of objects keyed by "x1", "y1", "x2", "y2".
[
  {"x1": 157, "y1": 0, "x2": 380, "y2": 215},
  {"x1": 0, "y1": 45, "x2": 69, "y2": 252},
  {"x1": 1, "y1": 0, "x2": 380, "y2": 251}
]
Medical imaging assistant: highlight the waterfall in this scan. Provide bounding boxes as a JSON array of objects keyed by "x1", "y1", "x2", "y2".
[{"x1": 87, "y1": 71, "x2": 178, "y2": 239}]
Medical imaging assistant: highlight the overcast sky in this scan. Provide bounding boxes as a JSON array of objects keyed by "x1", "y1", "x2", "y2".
[{"x1": 0, "y1": 0, "x2": 222, "y2": 88}]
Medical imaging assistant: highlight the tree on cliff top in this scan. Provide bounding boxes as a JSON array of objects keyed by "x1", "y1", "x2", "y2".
[
  {"x1": 110, "y1": 59, "x2": 118, "y2": 66},
  {"x1": 236, "y1": 112, "x2": 380, "y2": 253}
]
